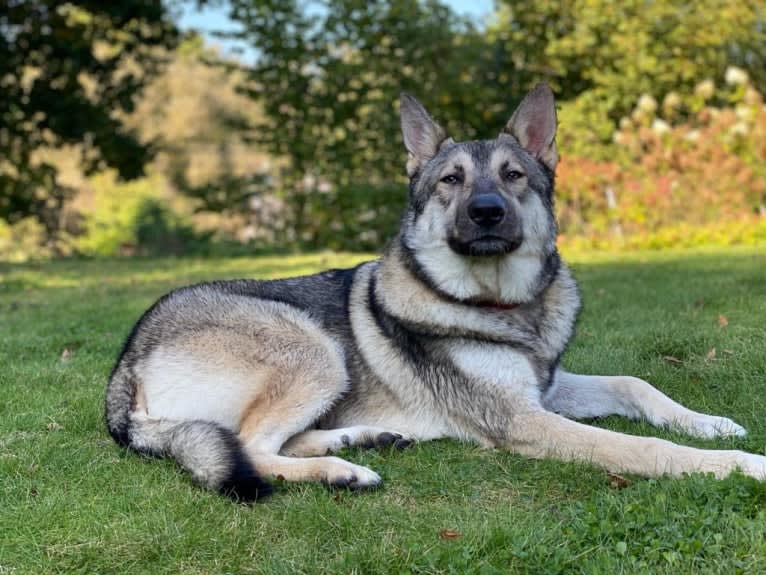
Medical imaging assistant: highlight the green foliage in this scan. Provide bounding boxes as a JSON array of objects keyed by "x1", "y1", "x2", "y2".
[
  {"x1": 73, "y1": 171, "x2": 200, "y2": 257},
  {"x1": 556, "y1": 77, "x2": 766, "y2": 250},
  {"x1": 202, "y1": 0, "x2": 766, "y2": 252},
  {"x1": 306, "y1": 183, "x2": 406, "y2": 251},
  {"x1": 0, "y1": 217, "x2": 51, "y2": 262},
  {"x1": 0, "y1": 0, "x2": 178, "y2": 237},
  {"x1": 219, "y1": 0, "x2": 511, "y2": 239},
  {"x1": 494, "y1": 0, "x2": 766, "y2": 147}
]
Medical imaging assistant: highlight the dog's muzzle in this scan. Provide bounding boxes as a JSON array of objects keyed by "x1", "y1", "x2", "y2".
[{"x1": 449, "y1": 193, "x2": 523, "y2": 257}]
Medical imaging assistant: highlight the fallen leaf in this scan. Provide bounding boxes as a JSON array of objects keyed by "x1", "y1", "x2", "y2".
[
  {"x1": 722, "y1": 349, "x2": 735, "y2": 356},
  {"x1": 607, "y1": 471, "x2": 632, "y2": 489},
  {"x1": 439, "y1": 529, "x2": 462, "y2": 540},
  {"x1": 718, "y1": 315, "x2": 728, "y2": 328},
  {"x1": 663, "y1": 355, "x2": 683, "y2": 364},
  {"x1": 60, "y1": 348, "x2": 71, "y2": 361},
  {"x1": 705, "y1": 348, "x2": 716, "y2": 362},
  {"x1": 46, "y1": 421, "x2": 62, "y2": 432}
]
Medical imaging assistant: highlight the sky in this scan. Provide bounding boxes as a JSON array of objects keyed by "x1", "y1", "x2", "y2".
[{"x1": 177, "y1": 1, "x2": 495, "y2": 61}]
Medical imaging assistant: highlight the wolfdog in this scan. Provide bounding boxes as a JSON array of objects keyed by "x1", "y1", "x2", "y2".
[{"x1": 106, "y1": 85, "x2": 766, "y2": 501}]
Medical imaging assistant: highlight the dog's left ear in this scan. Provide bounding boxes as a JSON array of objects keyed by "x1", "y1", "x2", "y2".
[
  {"x1": 400, "y1": 93, "x2": 448, "y2": 177},
  {"x1": 504, "y1": 83, "x2": 558, "y2": 171}
]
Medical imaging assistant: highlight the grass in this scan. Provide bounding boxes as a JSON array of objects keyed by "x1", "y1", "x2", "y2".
[{"x1": 1, "y1": 247, "x2": 766, "y2": 574}]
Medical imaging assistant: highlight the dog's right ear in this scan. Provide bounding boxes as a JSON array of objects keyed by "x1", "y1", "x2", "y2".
[
  {"x1": 504, "y1": 83, "x2": 558, "y2": 171},
  {"x1": 400, "y1": 93, "x2": 448, "y2": 177}
]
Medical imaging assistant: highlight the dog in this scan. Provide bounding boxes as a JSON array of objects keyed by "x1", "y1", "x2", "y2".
[{"x1": 105, "y1": 84, "x2": 766, "y2": 501}]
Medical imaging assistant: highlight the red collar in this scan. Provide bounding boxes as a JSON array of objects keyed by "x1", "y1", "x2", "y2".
[{"x1": 473, "y1": 300, "x2": 521, "y2": 311}]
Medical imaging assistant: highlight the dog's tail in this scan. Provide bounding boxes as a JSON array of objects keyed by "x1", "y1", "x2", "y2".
[{"x1": 105, "y1": 363, "x2": 272, "y2": 502}]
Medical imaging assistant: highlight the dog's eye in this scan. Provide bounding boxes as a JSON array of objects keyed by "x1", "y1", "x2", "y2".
[
  {"x1": 504, "y1": 170, "x2": 524, "y2": 182},
  {"x1": 441, "y1": 174, "x2": 461, "y2": 185}
]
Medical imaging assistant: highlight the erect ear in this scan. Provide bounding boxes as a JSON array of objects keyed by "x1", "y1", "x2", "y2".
[
  {"x1": 400, "y1": 93, "x2": 448, "y2": 177},
  {"x1": 504, "y1": 83, "x2": 558, "y2": 171}
]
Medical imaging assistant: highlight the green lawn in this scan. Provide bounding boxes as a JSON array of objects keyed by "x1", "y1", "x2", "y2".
[{"x1": 1, "y1": 247, "x2": 765, "y2": 574}]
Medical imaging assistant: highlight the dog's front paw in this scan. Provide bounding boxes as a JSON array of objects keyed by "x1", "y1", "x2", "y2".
[
  {"x1": 733, "y1": 452, "x2": 766, "y2": 480},
  {"x1": 324, "y1": 458, "x2": 382, "y2": 490},
  {"x1": 680, "y1": 413, "x2": 747, "y2": 439}
]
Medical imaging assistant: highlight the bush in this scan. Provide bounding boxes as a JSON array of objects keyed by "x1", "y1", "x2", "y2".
[
  {"x1": 73, "y1": 171, "x2": 203, "y2": 257},
  {"x1": 0, "y1": 217, "x2": 52, "y2": 262},
  {"x1": 304, "y1": 183, "x2": 406, "y2": 251},
  {"x1": 556, "y1": 72, "x2": 766, "y2": 249}
]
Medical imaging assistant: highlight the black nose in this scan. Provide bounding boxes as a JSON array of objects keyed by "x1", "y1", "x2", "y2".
[{"x1": 467, "y1": 194, "x2": 506, "y2": 227}]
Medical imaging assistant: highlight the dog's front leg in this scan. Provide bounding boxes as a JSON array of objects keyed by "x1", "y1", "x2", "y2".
[
  {"x1": 505, "y1": 410, "x2": 766, "y2": 480},
  {"x1": 542, "y1": 370, "x2": 746, "y2": 439},
  {"x1": 450, "y1": 344, "x2": 765, "y2": 480}
]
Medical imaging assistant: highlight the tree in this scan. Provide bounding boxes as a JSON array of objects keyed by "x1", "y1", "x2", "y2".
[
  {"x1": 0, "y1": 1, "x2": 178, "y2": 240},
  {"x1": 219, "y1": 0, "x2": 510, "y2": 243},
  {"x1": 491, "y1": 0, "x2": 766, "y2": 150}
]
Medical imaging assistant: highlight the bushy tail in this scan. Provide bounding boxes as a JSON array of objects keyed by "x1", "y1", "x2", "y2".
[{"x1": 105, "y1": 366, "x2": 272, "y2": 502}]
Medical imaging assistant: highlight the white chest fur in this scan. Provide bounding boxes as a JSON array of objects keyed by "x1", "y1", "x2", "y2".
[{"x1": 450, "y1": 342, "x2": 541, "y2": 405}]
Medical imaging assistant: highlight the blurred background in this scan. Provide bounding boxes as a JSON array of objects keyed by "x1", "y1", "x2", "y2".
[{"x1": 1, "y1": 0, "x2": 764, "y2": 261}]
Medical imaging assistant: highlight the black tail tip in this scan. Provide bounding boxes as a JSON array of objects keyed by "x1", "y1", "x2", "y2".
[
  {"x1": 219, "y1": 445, "x2": 274, "y2": 503},
  {"x1": 107, "y1": 423, "x2": 131, "y2": 449},
  {"x1": 220, "y1": 474, "x2": 273, "y2": 503}
]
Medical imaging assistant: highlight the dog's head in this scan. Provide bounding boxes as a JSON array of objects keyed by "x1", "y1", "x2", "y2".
[{"x1": 398, "y1": 85, "x2": 560, "y2": 304}]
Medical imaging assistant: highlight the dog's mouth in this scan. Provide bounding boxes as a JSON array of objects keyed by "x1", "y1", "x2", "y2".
[{"x1": 447, "y1": 235, "x2": 522, "y2": 257}]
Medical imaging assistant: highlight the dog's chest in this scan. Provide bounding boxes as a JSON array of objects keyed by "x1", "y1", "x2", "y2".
[{"x1": 447, "y1": 340, "x2": 540, "y2": 390}]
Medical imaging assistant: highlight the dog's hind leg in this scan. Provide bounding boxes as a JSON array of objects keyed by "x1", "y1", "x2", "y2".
[
  {"x1": 236, "y1": 347, "x2": 382, "y2": 490},
  {"x1": 280, "y1": 426, "x2": 412, "y2": 457},
  {"x1": 543, "y1": 370, "x2": 746, "y2": 439},
  {"x1": 241, "y1": 418, "x2": 383, "y2": 488}
]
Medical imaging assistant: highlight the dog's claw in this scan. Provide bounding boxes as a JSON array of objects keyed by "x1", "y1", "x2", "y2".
[
  {"x1": 393, "y1": 438, "x2": 413, "y2": 450},
  {"x1": 375, "y1": 432, "x2": 400, "y2": 447}
]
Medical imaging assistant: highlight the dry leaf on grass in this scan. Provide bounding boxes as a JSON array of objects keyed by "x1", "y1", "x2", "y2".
[
  {"x1": 60, "y1": 348, "x2": 71, "y2": 361},
  {"x1": 662, "y1": 355, "x2": 683, "y2": 364},
  {"x1": 718, "y1": 314, "x2": 729, "y2": 328},
  {"x1": 705, "y1": 348, "x2": 716, "y2": 362},
  {"x1": 607, "y1": 471, "x2": 632, "y2": 489},
  {"x1": 439, "y1": 529, "x2": 462, "y2": 540}
]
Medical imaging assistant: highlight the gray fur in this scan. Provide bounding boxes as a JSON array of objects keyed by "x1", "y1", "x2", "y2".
[{"x1": 105, "y1": 85, "x2": 766, "y2": 499}]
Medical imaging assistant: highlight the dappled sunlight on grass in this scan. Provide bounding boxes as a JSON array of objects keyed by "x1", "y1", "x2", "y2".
[
  {"x1": 0, "y1": 252, "x2": 375, "y2": 294},
  {"x1": 1, "y1": 247, "x2": 765, "y2": 574}
]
